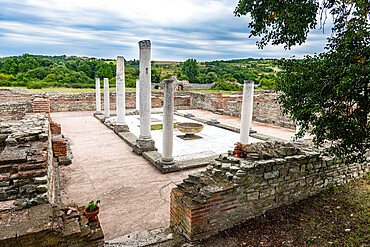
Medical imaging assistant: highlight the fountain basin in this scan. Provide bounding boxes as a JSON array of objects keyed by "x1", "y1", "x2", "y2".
[{"x1": 177, "y1": 122, "x2": 204, "y2": 136}]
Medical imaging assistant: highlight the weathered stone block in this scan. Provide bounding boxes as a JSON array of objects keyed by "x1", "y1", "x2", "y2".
[{"x1": 264, "y1": 170, "x2": 279, "y2": 179}]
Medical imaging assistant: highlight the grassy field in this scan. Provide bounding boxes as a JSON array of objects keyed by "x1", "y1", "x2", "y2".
[{"x1": 0, "y1": 86, "x2": 136, "y2": 93}]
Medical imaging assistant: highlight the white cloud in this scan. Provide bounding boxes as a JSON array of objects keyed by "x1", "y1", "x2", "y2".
[{"x1": 0, "y1": 0, "x2": 331, "y2": 60}]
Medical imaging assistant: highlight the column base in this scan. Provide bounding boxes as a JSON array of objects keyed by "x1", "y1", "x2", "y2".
[
  {"x1": 93, "y1": 111, "x2": 103, "y2": 116},
  {"x1": 155, "y1": 158, "x2": 180, "y2": 174},
  {"x1": 133, "y1": 138, "x2": 157, "y2": 155},
  {"x1": 114, "y1": 124, "x2": 129, "y2": 133},
  {"x1": 184, "y1": 113, "x2": 195, "y2": 118},
  {"x1": 102, "y1": 116, "x2": 112, "y2": 124},
  {"x1": 206, "y1": 118, "x2": 220, "y2": 125}
]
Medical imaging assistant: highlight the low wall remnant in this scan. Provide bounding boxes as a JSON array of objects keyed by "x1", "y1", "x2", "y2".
[{"x1": 170, "y1": 141, "x2": 369, "y2": 240}]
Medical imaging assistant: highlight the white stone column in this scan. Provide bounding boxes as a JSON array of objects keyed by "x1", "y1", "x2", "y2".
[
  {"x1": 104, "y1": 78, "x2": 110, "y2": 119},
  {"x1": 114, "y1": 56, "x2": 129, "y2": 132},
  {"x1": 136, "y1": 79, "x2": 140, "y2": 111},
  {"x1": 134, "y1": 40, "x2": 156, "y2": 154},
  {"x1": 160, "y1": 78, "x2": 175, "y2": 164},
  {"x1": 95, "y1": 78, "x2": 102, "y2": 115},
  {"x1": 240, "y1": 80, "x2": 254, "y2": 144}
]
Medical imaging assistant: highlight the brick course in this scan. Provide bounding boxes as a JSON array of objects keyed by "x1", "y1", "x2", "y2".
[
  {"x1": 33, "y1": 98, "x2": 50, "y2": 113},
  {"x1": 52, "y1": 138, "x2": 67, "y2": 157}
]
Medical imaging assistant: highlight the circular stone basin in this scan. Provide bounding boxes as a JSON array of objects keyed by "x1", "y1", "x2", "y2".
[{"x1": 177, "y1": 122, "x2": 204, "y2": 135}]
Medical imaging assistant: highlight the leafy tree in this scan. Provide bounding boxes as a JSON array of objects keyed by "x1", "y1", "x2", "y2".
[
  {"x1": 98, "y1": 63, "x2": 115, "y2": 79},
  {"x1": 178, "y1": 74, "x2": 189, "y2": 81},
  {"x1": 204, "y1": 72, "x2": 218, "y2": 83},
  {"x1": 151, "y1": 68, "x2": 161, "y2": 83},
  {"x1": 222, "y1": 73, "x2": 237, "y2": 82},
  {"x1": 212, "y1": 82, "x2": 243, "y2": 91},
  {"x1": 40, "y1": 59, "x2": 54, "y2": 67},
  {"x1": 182, "y1": 59, "x2": 199, "y2": 83},
  {"x1": 235, "y1": 0, "x2": 369, "y2": 162}
]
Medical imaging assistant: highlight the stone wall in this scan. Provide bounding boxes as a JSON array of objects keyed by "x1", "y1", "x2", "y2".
[
  {"x1": 0, "y1": 204, "x2": 104, "y2": 246},
  {"x1": 0, "y1": 114, "x2": 54, "y2": 204},
  {"x1": 0, "y1": 95, "x2": 33, "y2": 121},
  {"x1": 170, "y1": 141, "x2": 369, "y2": 240},
  {"x1": 189, "y1": 91, "x2": 294, "y2": 129},
  {"x1": 0, "y1": 88, "x2": 291, "y2": 129},
  {"x1": 46, "y1": 91, "x2": 172, "y2": 112}
]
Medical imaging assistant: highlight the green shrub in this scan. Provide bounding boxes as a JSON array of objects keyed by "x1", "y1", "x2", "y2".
[
  {"x1": 211, "y1": 82, "x2": 243, "y2": 91},
  {"x1": 27, "y1": 81, "x2": 43, "y2": 89}
]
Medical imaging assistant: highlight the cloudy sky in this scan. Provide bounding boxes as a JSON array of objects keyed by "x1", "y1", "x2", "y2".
[{"x1": 0, "y1": 0, "x2": 332, "y2": 61}]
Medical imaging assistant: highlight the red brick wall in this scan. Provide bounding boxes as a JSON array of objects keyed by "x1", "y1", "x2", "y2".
[
  {"x1": 50, "y1": 122, "x2": 61, "y2": 135},
  {"x1": 170, "y1": 186, "x2": 237, "y2": 240},
  {"x1": 52, "y1": 138, "x2": 67, "y2": 157},
  {"x1": 33, "y1": 98, "x2": 50, "y2": 113}
]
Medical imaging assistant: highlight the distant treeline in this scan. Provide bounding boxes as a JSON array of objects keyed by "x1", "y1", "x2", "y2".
[{"x1": 0, "y1": 54, "x2": 279, "y2": 90}]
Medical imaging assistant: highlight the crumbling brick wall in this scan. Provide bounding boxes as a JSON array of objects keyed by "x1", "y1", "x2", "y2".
[
  {"x1": 190, "y1": 91, "x2": 295, "y2": 129},
  {"x1": 0, "y1": 114, "x2": 53, "y2": 204},
  {"x1": 50, "y1": 121, "x2": 61, "y2": 135},
  {"x1": 33, "y1": 98, "x2": 50, "y2": 113},
  {"x1": 0, "y1": 95, "x2": 33, "y2": 121},
  {"x1": 170, "y1": 142, "x2": 369, "y2": 240},
  {"x1": 52, "y1": 137, "x2": 67, "y2": 157},
  {"x1": 47, "y1": 91, "x2": 183, "y2": 111}
]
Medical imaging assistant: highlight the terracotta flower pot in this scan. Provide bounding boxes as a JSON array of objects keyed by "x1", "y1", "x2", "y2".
[
  {"x1": 234, "y1": 149, "x2": 243, "y2": 158},
  {"x1": 84, "y1": 206, "x2": 100, "y2": 221}
]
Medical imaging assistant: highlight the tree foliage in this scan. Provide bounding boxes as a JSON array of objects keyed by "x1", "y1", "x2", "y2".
[
  {"x1": 235, "y1": 0, "x2": 318, "y2": 49},
  {"x1": 204, "y1": 72, "x2": 218, "y2": 83},
  {"x1": 182, "y1": 59, "x2": 199, "y2": 83},
  {"x1": 235, "y1": 0, "x2": 370, "y2": 162}
]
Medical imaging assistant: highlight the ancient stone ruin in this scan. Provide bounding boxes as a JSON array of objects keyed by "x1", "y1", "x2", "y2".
[
  {"x1": 170, "y1": 141, "x2": 369, "y2": 240},
  {"x1": 0, "y1": 94, "x2": 103, "y2": 246},
  {"x1": 0, "y1": 42, "x2": 368, "y2": 245}
]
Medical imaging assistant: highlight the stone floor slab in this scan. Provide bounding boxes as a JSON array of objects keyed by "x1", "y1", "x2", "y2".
[{"x1": 51, "y1": 111, "x2": 204, "y2": 240}]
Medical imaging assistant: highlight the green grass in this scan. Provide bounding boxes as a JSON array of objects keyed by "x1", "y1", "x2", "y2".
[{"x1": 0, "y1": 86, "x2": 136, "y2": 93}]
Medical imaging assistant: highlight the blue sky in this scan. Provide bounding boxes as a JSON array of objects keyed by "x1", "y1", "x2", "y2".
[{"x1": 0, "y1": 0, "x2": 332, "y2": 61}]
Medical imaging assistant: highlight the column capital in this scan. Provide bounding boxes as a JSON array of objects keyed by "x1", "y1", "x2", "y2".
[
  {"x1": 138, "y1": 40, "x2": 151, "y2": 48},
  {"x1": 163, "y1": 78, "x2": 175, "y2": 85}
]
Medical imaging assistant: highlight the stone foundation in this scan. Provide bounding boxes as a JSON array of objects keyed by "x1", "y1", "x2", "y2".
[
  {"x1": 0, "y1": 204, "x2": 104, "y2": 246},
  {"x1": 0, "y1": 95, "x2": 33, "y2": 122},
  {"x1": 0, "y1": 114, "x2": 53, "y2": 204},
  {"x1": 170, "y1": 142, "x2": 369, "y2": 240}
]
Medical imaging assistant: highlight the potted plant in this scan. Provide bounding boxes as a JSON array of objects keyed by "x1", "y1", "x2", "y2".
[
  {"x1": 234, "y1": 142, "x2": 244, "y2": 158},
  {"x1": 84, "y1": 200, "x2": 100, "y2": 221}
]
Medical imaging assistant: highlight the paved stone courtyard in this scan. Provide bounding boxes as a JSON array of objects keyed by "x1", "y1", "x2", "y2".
[
  {"x1": 124, "y1": 113, "x2": 261, "y2": 161},
  {"x1": 51, "y1": 109, "x2": 300, "y2": 241},
  {"x1": 51, "y1": 111, "x2": 204, "y2": 240}
]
